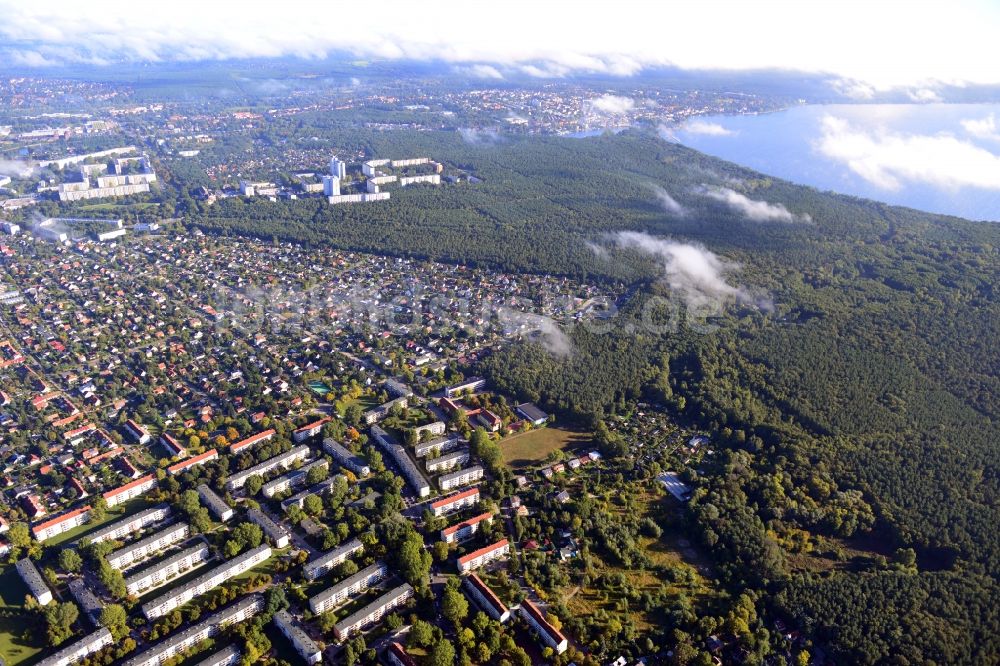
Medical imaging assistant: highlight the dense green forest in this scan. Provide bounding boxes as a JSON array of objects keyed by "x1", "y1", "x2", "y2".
[{"x1": 190, "y1": 129, "x2": 999, "y2": 662}]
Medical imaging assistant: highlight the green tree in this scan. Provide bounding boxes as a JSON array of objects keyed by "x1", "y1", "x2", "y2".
[
  {"x1": 99, "y1": 604, "x2": 129, "y2": 641},
  {"x1": 44, "y1": 601, "x2": 79, "y2": 646},
  {"x1": 430, "y1": 638, "x2": 456, "y2": 666},
  {"x1": 442, "y1": 585, "x2": 469, "y2": 628},
  {"x1": 245, "y1": 475, "x2": 264, "y2": 496},
  {"x1": 58, "y1": 549, "x2": 82, "y2": 573}
]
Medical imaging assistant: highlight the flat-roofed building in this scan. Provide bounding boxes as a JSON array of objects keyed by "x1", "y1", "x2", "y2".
[
  {"x1": 226, "y1": 445, "x2": 310, "y2": 490},
  {"x1": 462, "y1": 573, "x2": 510, "y2": 622},
  {"x1": 439, "y1": 465, "x2": 484, "y2": 491},
  {"x1": 519, "y1": 599, "x2": 568, "y2": 654},
  {"x1": 32, "y1": 506, "x2": 90, "y2": 542},
  {"x1": 107, "y1": 522, "x2": 189, "y2": 569},
  {"x1": 362, "y1": 397, "x2": 408, "y2": 425},
  {"x1": 16, "y1": 557, "x2": 52, "y2": 605},
  {"x1": 457, "y1": 538, "x2": 509, "y2": 573},
  {"x1": 245, "y1": 508, "x2": 290, "y2": 548},
  {"x1": 167, "y1": 449, "x2": 218, "y2": 476},
  {"x1": 273, "y1": 609, "x2": 322, "y2": 665},
  {"x1": 193, "y1": 645, "x2": 240, "y2": 666},
  {"x1": 413, "y1": 421, "x2": 447, "y2": 439},
  {"x1": 280, "y1": 474, "x2": 343, "y2": 513},
  {"x1": 413, "y1": 433, "x2": 465, "y2": 458},
  {"x1": 333, "y1": 583, "x2": 414, "y2": 640},
  {"x1": 198, "y1": 484, "x2": 234, "y2": 522},
  {"x1": 371, "y1": 426, "x2": 429, "y2": 498},
  {"x1": 35, "y1": 627, "x2": 112, "y2": 666},
  {"x1": 303, "y1": 537, "x2": 364, "y2": 581},
  {"x1": 425, "y1": 448, "x2": 469, "y2": 474},
  {"x1": 85, "y1": 504, "x2": 171, "y2": 545},
  {"x1": 103, "y1": 474, "x2": 156, "y2": 508},
  {"x1": 261, "y1": 459, "x2": 327, "y2": 498},
  {"x1": 430, "y1": 487, "x2": 480, "y2": 517},
  {"x1": 141, "y1": 545, "x2": 271, "y2": 619},
  {"x1": 68, "y1": 577, "x2": 103, "y2": 626},
  {"x1": 323, "y1": 438, "x2": 370, "y2": 477},
  {"x1": 441, "y1": 512, "x2": 493, "y2": 544},
  {"x1": 444, "y1": 377, "x2": 485, "y2": 398},
  {"x1": 309, "y1": 561, "x2": 388, "y2": 614},
  {"x1": 125, "y1": 595, "x2": 263, "y2": 666},
  {"x1": 124, "y1": 541, "x2": 210, "y2": 597}
]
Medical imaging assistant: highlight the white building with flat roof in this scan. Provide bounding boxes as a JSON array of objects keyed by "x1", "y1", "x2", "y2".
[
  {"x1": 333, "y1": 583, "x2": 414, "y2": 640},
  {"x1": 35, "y1": 628, "x2": 112, "y2": 666},
  {"x1": 309, "y1": 561, "x2": 388, "y2": 614},
  {"x1": 303, "y1": 537, "x2": 364, "y2": 581},
  {"x1": 124, "y1": 541, "x2": 210, "y2": 597},
  {"x1": 273, "y1": 609, "x2": 322, "y2": 665},
  {"x1": 16, "y1": 558, "x2": 52, "y2": 605},
  {"x1": 107, "y1": 522, "x2": 189, "y2": 570},
  {"x1": 226, "y1": 445, "x2": 310, "y2": 490},
  {"x1": 439, "y1": 465, "x2": 484, "y2": 491}
]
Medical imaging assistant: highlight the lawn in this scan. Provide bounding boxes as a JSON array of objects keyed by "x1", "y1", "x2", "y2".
[
  {"x1": 0, "y1": 567, "x2": 44, "y2": 666},
  {"x1": 500, "y1": 427, "x2": 592, "y2": 469},
  {"x1": 44, "y1": 497, "x2": 155, "y2": 548}
]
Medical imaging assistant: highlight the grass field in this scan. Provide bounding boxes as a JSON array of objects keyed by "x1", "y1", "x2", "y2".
[
  {"x1": 0, "y1": 567, "x2": 43, "y2": 666},
  {"x1": 77, "y1": 202, "x2": 159, "y2": 212},
  {"x1": 501, "y1": 427, "x2": 592, "y2": 469},
  {"x1": 44, "y1": 497, "x2": 154, "y2": 548}
]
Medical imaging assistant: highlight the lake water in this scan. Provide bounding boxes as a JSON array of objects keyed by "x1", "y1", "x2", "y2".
[{"x1": 671, "y1": 104, "x2": 1000, "y2": 222}]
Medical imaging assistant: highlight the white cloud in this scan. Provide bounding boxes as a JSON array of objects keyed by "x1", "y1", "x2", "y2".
[
  {"x1": 607, "y1": 231, "x2": 760, "y2": 312},
  {"x1": 2, "y1": 1, "x2": 996, "y2": 89},
  {"x1": 816, "y1": 115, "x2": 1000, "y2": 191},
  {"x1": 829, "y1": 78, "x2": 876, "y2": 100},
  {"x1": 961, "y1": 113, "x2": 1000, "y2": 141},
  {"x1": 699, "y1": 186, "x2": 804, "y2": 222},
  {"x1": 458, "y1": 127, "x2": 503, "y2": 145},
  {"x1": 682, "y1": 119, "x2": 735, "y2": 136},
  {"x1": 588, "y1": 95, "x2": 635, "y2": 115},
  {"x1": 649, "y1": 185, "x2": 688, "y2": 217},
  {"x1": 496, "y1": 308, "x2": 572, "y2": 357},
  {"x1": 907, "y1": 87, "x2": 943, "y2": 103},
  {"x1": 454, "y1": 64, "x2": 504, "y2": 79},
  {"x1": 0, "y1": 159, "x2": 37, "y2": 178}
]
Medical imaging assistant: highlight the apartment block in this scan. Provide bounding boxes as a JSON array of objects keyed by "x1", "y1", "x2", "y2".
[
  {"x1": 124, "y1": 595, "x2": 263, "y2": 666},
  {"x1": 226, "y1": 445, "x2": 310, "y2": 490},
  {"x1": 16, "y1": 557, "x2": 52, "y2": 605},
  {"x1": 302, "y1": 537, "x2": 364, "y2": 581},
  {"x1": 457, "y1": 538, "x2": 509, "y2": 573},
  {"x1": 462, "y1": 573, "x2": 510, "y2": 622},
  {"x1": 198, "y1": 484, "x2": 234, "y2": 522},
  {"x1": 124, "y1": 542, "x2": 210, "y2": 597},
  {"x1": 309, "y1": 561, "x2": 388, "y2": 614},
  {"x1": 103, "y1": 474, "x2": 156, "y2": 508},
  {"x1": 430, "y1": 487, "x2": 480, "y2": 517},
  {"x1": 245, "y1": 508, "x2": 290, "y2": 548},
  {"x1": 438, "y1": 465, "x2": 484, "y2": 491},
  {"x1": 107, "y1": 522, "x2": 189, "y2": 570},
  {"x1": 86, "y1": 504, "x2": 171, "y2": 545},
  {"x1": 32, "y1": 506, "x2": 90, "y2": 542},
  {"x1": 323, "y1": 438, "x2": 371, "y2": 477},
  {"x1": 333, "y1": 583, "x2": 414, "y2": 640},
  {"x1": 441, "y1": 512, "x2": 493, "y2": 544},
  {"x1": 35, "y1": 628, "x2": 112, "y2": 666},
  {"x1": 141, "y1": 545, "x2": 271, "y2": 619},
  {"x1": 273, "y1": 609, "x2": 322, "y2": 665}
]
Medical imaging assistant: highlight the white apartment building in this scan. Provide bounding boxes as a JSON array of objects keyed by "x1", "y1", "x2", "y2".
[
  {"x1": 302, "y1": 537, "x2": 364, "y2": 581},
  {"x1": 430, "y1": 487, "x2": 480, "y2": 517},
  {"x1": 438, "y1": 465, "x2": 485, "y2": 491},
  {"x1": 457, "y1": 539, "x2": 509, "y2": 573},
  {"x1": 198, "y1": 484, "x2": 234, "y2": 522},
  {"x1": 441, "y1": 512, "x2": 493, "y2": 544},
  {"x1": 141, "y1": 545, "x2": 271, "y2": 619},
  {"x1": 125, "y1": 542, "x2": 210, "y2": 597},
  {"x1": 273, "y1": 609, "x2": 322, "y2": 665},
  {"x1": 425, "y1": 448, "x2": 469, "y2": 474},
  {"x1": 16, "y1": 558, "x2": 52, "y2": 605},
  {"x1": 86, "y1": 504, "x2": 171, "y2": 545},
  {"x1": 107, "y1": 522, "x2": 189, "y2": 570},
  {"x1": 245, "y1": 508, "x2": 290, "y2": 548},
  {"x1": 36, "y1": 628, "x2": 112, "y2": 666},
  {"x1": 333, "y1": 583, "x2": 414, "y2": 640},
  {"x1": 125, "y1": 595, "x2": 263, "y2": 666},
  {"x1": 103, "y1": 474, "x2": 157, "y2": 508},
  {"x1": 226, "y1": 445, "x2": 310, "y2": 490},
  {"x1": 309, "y1": 561, "x2": 388, "y2": 614}
]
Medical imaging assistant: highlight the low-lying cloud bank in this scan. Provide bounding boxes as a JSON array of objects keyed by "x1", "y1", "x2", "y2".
[
  {"x1": 588, "y1": 95, "x2": 635, "y2": 115},
  {"x1": 649, "y1": 185, "x2": 688, "y2": 217},
  {"x1": 601, "y1": 231, "x2": 769, "y2": 313},
  {"x1": 682, "y1": 119, "x2": 735, "y2": 136},
  {"x1": 816, "y1": 115, "x2": 1000, "y2": 191},
  {"x1": 698, "y1": 185, "x2": 807, "y2": 222}
]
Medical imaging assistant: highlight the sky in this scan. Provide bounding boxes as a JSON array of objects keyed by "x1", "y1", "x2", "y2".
[{"x1": 0, "y1": 0, "x2": 998, "y2": 91}]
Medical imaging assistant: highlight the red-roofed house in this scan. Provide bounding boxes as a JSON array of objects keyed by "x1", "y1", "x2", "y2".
[
  {"x1": 167, "y1": 449, "x2": 218, "y2": 476},
  {"x1": 430, "y1": 487, "x2": 480, "y2": 517},
  {"x1": 103, "y1": 474, "x2": 155, "y2": 507},
  {"x1": 293, "y1": 418, "x2": 330, "y2": 443},
  {"x1": 124, "y1": 419, "x2": 151, "y2": 444},
  {"x1": 519, "y1": 599, "x2": 568, "y2": 654},
  {"x1": 32, "y1": 506, "x2": 91, "y2": 542},
  {"x1": 230, "y1": 428, "x2": 276, "y2": 453},
  {"x1": 462, "y1": 573, "x2": 510, "y2": 622},
  {"x1": 442, "y1": 511, "x2": 494, "y2": 544},
  {"x1": 457, "y1": 538, "x2": 509, "y2": 573}
]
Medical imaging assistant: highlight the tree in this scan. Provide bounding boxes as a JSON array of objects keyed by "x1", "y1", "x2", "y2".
[
  {"x1": 8, "y1": 523, "x2": 30, "y2": 549},
  {"x1": 44, "y1": 601, "x2": 79, "y2": 646},
  {"x1": 245, "y1": 475, "x2": 264, "y2": 496},
  {"x1": 99, "y1": 604, "x2": 129, "y2": 641},
  {"x1": 90, "y1": 496, "x2": 109, "y2": 522},
  {"x1": 433, "y1": 540, "x2": 450, "y2": 563},
  {"x1": 264, "y1": 586, "x2": 289, "y2": 619},
  {"x1": 408, "y1": 619, "x2": 435, "y2": 648},
  {"x1": 58, "y1": 549, "x2": 82, "y2": 573},
  {"x1": 429, "y1": 638, "x2": 456, "y2": 666},
  {"x1": 442, "y1": 585, "x2": 469, "y2": 628},
  {"x1": 303, "y1": 494, "x2": 324, "y2": 517},
  {"x1": 306, "y1": 464, "x2": 328, "y2": 485}
]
